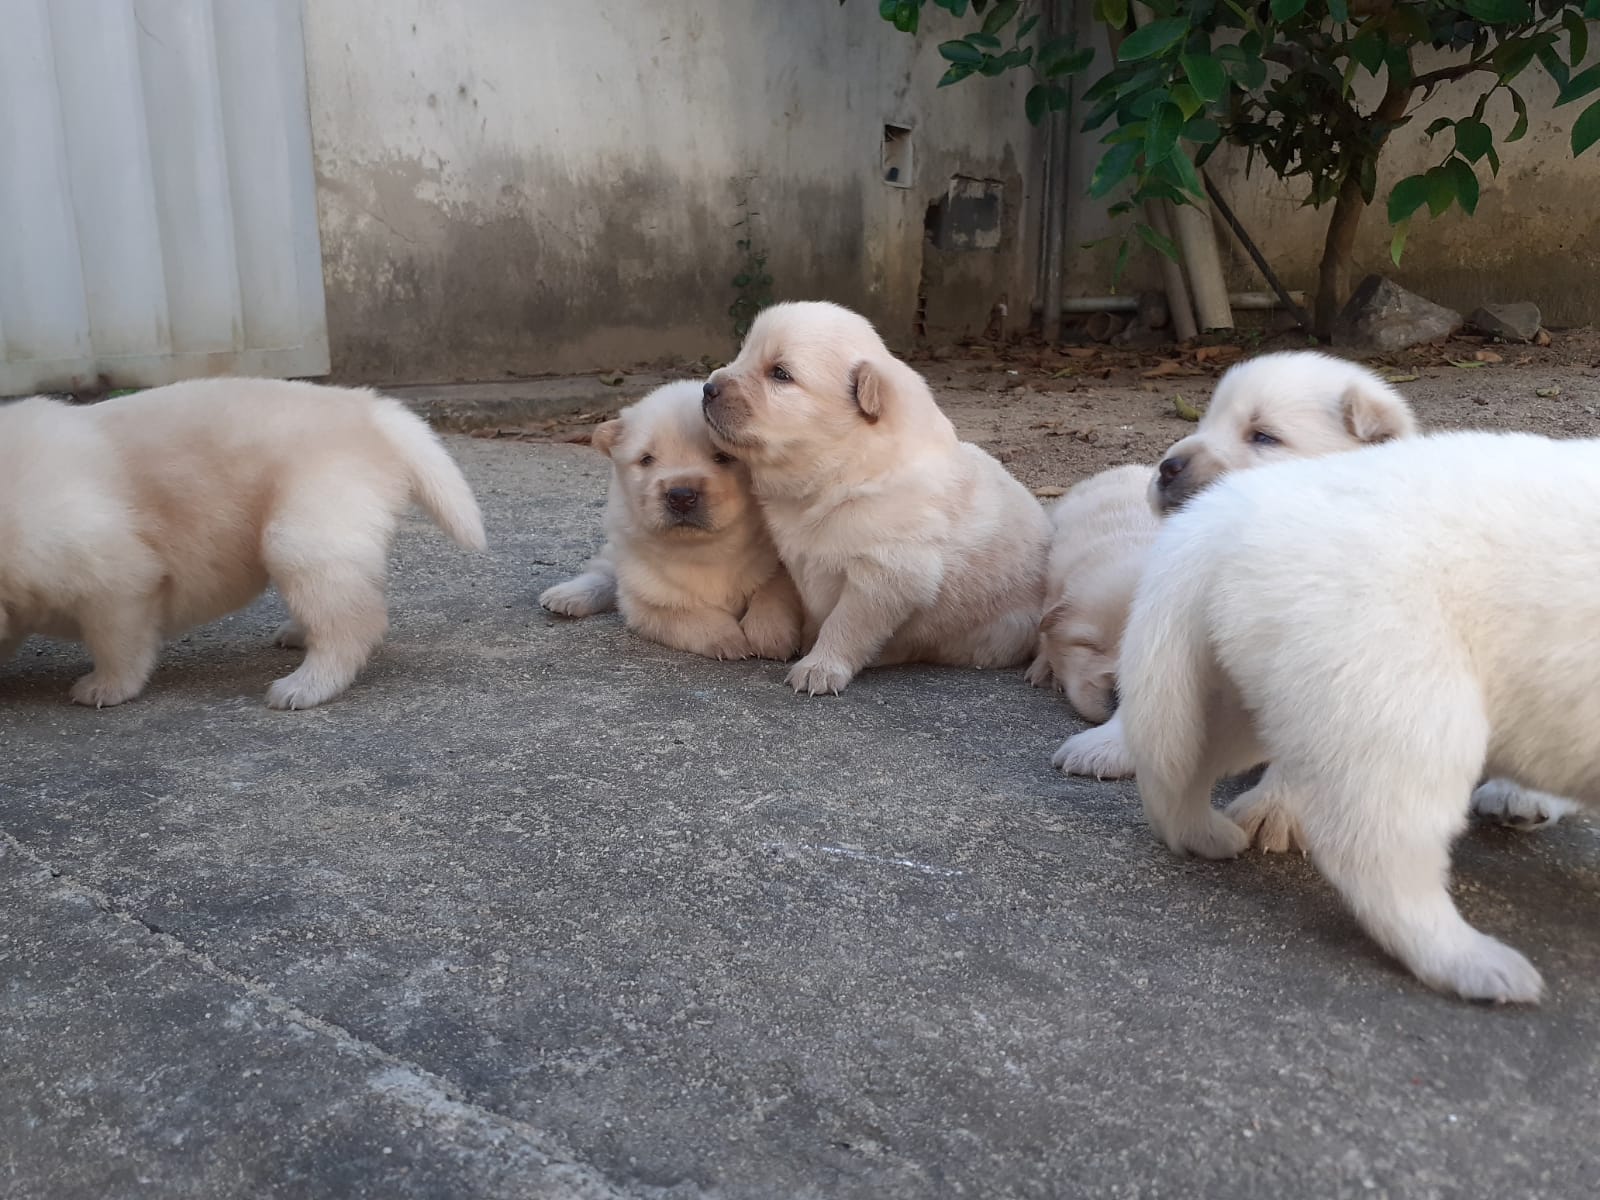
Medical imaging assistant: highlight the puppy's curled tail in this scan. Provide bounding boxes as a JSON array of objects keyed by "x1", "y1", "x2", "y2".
[
  {"x1": 370, "y1": 399, "x2": 488, "y2": 551},
  {"x1": 1118, "y1": 514, "x2": 1245, "y2": 859}
]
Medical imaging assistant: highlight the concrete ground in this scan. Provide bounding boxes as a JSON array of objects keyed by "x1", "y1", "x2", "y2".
[{"x1": 5, "y1": 436, "x2": 1600, "y2": 1200}]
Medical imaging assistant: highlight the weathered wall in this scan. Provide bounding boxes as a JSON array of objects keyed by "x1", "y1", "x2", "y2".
[{"x1": 301, "y1": 2, "x2": 1041, "y2": 383}]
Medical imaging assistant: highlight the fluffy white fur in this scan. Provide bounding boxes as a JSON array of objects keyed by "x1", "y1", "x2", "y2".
[
  {"x1": 0, "y1": 378, "x2": 485, "y2": 709},
  {"x1": 1025, "y1": 464, "x2": 1159, "y2": 723},
  {"x1": 1119, "y1": 431, "x2": 1600, "y2": 1003},
  {"x1": 539, "y1": 380, "x2": 801, "y2": 661},
  {"x1": 702, "y1": 301, "x2": 1049, "y2": 695}
]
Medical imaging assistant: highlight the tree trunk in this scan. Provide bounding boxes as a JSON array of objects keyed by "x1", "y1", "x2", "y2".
[{"x1": 1314, "y1": 170, "x2": 1367, "y2": 339}]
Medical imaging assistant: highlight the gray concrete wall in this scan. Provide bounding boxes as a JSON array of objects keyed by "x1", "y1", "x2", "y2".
[{"x1": 302, "y1": 2, "x2": 1042, "y2": 383}]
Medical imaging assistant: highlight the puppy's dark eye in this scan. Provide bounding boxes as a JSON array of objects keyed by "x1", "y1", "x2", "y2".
[
  {"x1": 712, "y1": 451, "x2": 736, "y2": 465},
  {"x1": 638, "y1": 453, "x2": 655, "y2": 466},
  {"x1": 1249, "y1": 430, "x2": 1280, "y2": 447},
  {"x1": 771, "y1": 364, "x2": 793, "y2": 382}
]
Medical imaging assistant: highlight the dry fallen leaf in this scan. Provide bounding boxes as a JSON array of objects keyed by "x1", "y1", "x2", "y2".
[
  {"x1": 598, "y1": 371, "x2": 626, "y2": 386},
  {"x1": 1142, "y1": 359, "x2": 1191, "y2": 378},
  {"x1": 1172, "y1": 394, "x2": 1204, "y2": 422},
  {"x1": 1034, "y1": 485, "x2": 1067, "y2": 498},
  {"x1": 1536, "y1": 386, "x2": 1562, "y2": 398},
  {"x1": 1063, "y1": 347, "x2": 1101, "y2": 359},
  {"x1": 1535, "y1": 329, "x2": 1552, "y2": 346},
  {"x1": 1448, "y1": 360, "x2": 1487, "y2": 369},
  {"x1": 1384, "y1": 373, "x2": 1420, "y2": 383},
  {"x1": 1473, "y1": 349, "x2": 1502, "y2": 363}
]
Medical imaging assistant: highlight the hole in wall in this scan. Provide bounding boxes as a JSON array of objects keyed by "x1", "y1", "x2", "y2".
[{"x1": 881, "y1": 124, "x2": 913, "y2": 188}]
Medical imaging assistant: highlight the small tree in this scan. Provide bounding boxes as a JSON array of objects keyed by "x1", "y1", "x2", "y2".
[{"x1": 857, "y1": 1, "x2": 1600, "y2": 337}]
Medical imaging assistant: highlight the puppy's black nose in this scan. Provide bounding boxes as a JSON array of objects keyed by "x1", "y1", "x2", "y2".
[
  {"x1": 1157, "y1": 455, "x2": 1187, "y2": 485},
  {"x1": 702, "y1": 380, "x2": 720, "y2": 404},
  {"x1": 665, "y1": 487, "x2": 700, "y2": 513}
]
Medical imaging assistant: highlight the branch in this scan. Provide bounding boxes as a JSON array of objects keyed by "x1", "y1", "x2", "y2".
[{"x1": 1412, "y1": 58, "x2": 1500, "y2": 94}]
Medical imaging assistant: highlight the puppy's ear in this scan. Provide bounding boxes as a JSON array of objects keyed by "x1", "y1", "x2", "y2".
[
  {"x1": 1341, "y1": 383, "x2": 1417, "y2": 444},
  {"x1": 848, "y1": 359, "x2": 886, "y2": 424},
  {"x1": 590, "y1": 418, "x2": 623, "y2": 457}
]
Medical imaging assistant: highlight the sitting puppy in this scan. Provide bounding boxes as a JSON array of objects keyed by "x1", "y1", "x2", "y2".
[
  {"x1": 0, "y1": 379, "x2": 485, "y2": 709},
  {"x1": 1120, "y1": 431, "x2": 1600, "y2": 1004},
  {"x1": 1052, "y1": 351, "x2": 1415, "y2": 780},
  {"x1": 539, "y1": 381, "x2": 802, "y2": 662},
  {"x1": 702, "y1": 301, "x2": 1048, "y2": 695},
  {"x1": 1025, "y1": 464, "x2": 1159, "y2": 723}
]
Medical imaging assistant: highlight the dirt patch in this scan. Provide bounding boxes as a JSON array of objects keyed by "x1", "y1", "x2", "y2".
[{"x1": 486, "y1": 327, "x2": 1600, "y2": 491}]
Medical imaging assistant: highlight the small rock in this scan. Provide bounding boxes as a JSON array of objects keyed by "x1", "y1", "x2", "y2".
[
  {"x1": 1467, "y1": 302, "x2": 1542, "y2": 343},
  {"x1": 1333, "y1": 275, "x2": 1462, "y2": 352}
]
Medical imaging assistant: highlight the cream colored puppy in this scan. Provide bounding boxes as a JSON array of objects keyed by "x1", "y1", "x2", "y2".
[
  {"x1": 1121, "y1": 431, "x2": 1600, "y2": 1003},
  {"x1": 1024, "y1": 464, "x2": 1159, "y2": 722},
  {"x1": 702, "y1": 301, "x2": 1048, "y2": 695},
  {"x1": 539, "y1": 381, "x2": 802, "y2": 661},
  {"x1": 0, "y1": 379, "x2": 486, "y2": 709},
  {"x1": 1052, "y1": 350, "x2": 1416, "y2": 780}
]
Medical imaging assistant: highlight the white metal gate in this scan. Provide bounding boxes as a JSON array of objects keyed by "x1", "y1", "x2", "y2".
[{"x1": 0, "y1": 0, "x2": 329, "y2": 395}]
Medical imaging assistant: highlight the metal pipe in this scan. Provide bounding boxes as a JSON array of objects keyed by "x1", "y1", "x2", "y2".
[{"x1": 1043, "y1": 290, "x2": 1305, "y2": 314}]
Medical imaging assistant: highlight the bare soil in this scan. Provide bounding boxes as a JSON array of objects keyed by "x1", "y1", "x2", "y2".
[{"x1": 475, "y1": 326, "x2": 1600, "y2": 493}]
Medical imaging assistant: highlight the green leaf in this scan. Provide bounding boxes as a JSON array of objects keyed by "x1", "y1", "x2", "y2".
[
  {"x1": 934, "y1": 0, "x2": 968, "y2": 14},
  {"x1": 1445, "y1": 158, "x2": 1480, "y2": 216},
  {"x1": 1170, "y1": 83, "x2": 1204, "y2": 118},
  {"x1": 1425, "y1": 166, "x2": 1456, "y2": 218},
  {"x1": 1387, "y1": 173, "x2": 1430, "y2": 224},
  {"x1": 1183, "y1": 115, "x2": 1222, "y2": 144},
  {"x1": 1089, "y1": 141, "x2": 1141, "y2": 197},
  {"x1": 1098, "y1": 0, "x2": 1130, "y2": 28},
  {"x1": 1454, "y1": 118, "x2": 1492, "y2": 162},
  {"x1": 879, "y1": 0, "x2": 899, "y2": 20},
  {"x1": 1465, "y1": 0, "x2": 1532, "y2": 20},
  {"x1": 1557, "y1": 64, "x2": 1600, "y2": 107},
  {"x1": 1486, "y1": 143, "x2": 1501, "y2": 175},
  {"x1": 965, "y1": 32, "x2": 1003, "y2": 52},
  {"x1": 1136, "y1": 221, "x2": 1181, "y2": 261},
  {"x1": 1348, "y1": 32, "x2": 1386, "y2": 76},
  {"x1": 1042, "y1": 44, "x2": 1095, "y2": 77},
  {"x1": 1493, "y1": 38, "x2": 1539, "y2": 83},
  {"x1": 1181, "y1": 52, "x2": 1226, "y2": 103},
  {"x1": 1164, "y1": 146, "x2": 1205, "y2": 198},
  {"x1": 1565, "y1": 10, "x2": 1589, "y2": 68},
  {"x1": 1390, "y1": 219, "x2": 1409, "y2": 266},
  {"x1": 981, "y1": 0, "x2": 1019, "y2": 35},
  {"x1": 1507, "y1": 88, "x2": 1529, "y2": 141},
  {"x1": 1146, "y1": 102, "x2": 1183, "y2": 163},
  {"x1": 1329, "y1": 0, "x2": 1349, "y2": 22},
  {"x1": 939, "y1": 41, "x2": 983, "y2": 66},
  {"x1": 1537, "y1": 43, "x2": 1570, "y2": 91},
  {"x1": 1117, "y1": 18, "x2": 1188, "y2": 62},
  {"x1": 1017, "y1": 13, "x2": 1040, "y2": 39},
  {"x1": 1026, "y1": 84, "x2": 1049, "y2": 123},
  {"x1": 1358, "y1": 154, "x2": 1378, "y2": 204},
  {"x1": 1575, "y1": 96, "x2": 1600, "y2": 155},
  {"x1": 1424, "y1": 117, "x2": 1454, "y2": 139},
  {"x1": 938, "y1": 64, "x2": 975, "y2": 87},
  {"x1": 1270, "y1": 0, "x2": 1307, "y2": 19},
  {"x1": 1112, "y1": 236, "x2": 1132, "y2": 285}
]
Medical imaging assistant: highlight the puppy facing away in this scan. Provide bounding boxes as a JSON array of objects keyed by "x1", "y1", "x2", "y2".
[
  {"x1": 0, "y1": 379, "x2": 486, "y2": 709},
  {"x1": 702, "y1": 301, "x2": 1049, "y2": 695},
  {"x1": 539, "y1": 381, "x2": 802, "y2": 662},
  {"x1": 1120, "y1": 431, "x2": 1600, "y2": 1003},
  {"x1": 1024, "y1": 464, "x2": 1159, "y2": 723},
  {"x1": 1052, "y1": 350, "x2": 1417, "y2": 780}
]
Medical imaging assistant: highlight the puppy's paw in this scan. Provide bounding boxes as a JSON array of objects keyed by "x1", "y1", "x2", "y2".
[
  {"x1": 1170, "y1": 809, "x2": 1251, "y2": 860},
  {"x1": 1023, "y1": 653, "x2": 1057, "y2": 690},
  {"x1": 1051, "y1": 724, "x2": 1134, "y2": 779},
  {"x1": 70, "y1": 672, "x2": 145, "y2": 708},
  {"x1": 266, "y1": 671, "x2": 346, "y2": 711},
  {"x1": 274, "y1": 621, "x2": 307, "y2": 650},
  {"x1": 539, "y1": 580, "x2": 609, "y2": 618},
  {"x1": 1416, "y1": 929, "x2": 1544, "y2": 1005},
  {"x1": 786, "y1": 654, "x2": 854, "y2": 696},
  {"x1": 1225, "y1": 785, "x2": 1305, "y2": 853},
  {"x1": 1470, "y1": 779, "x2": 1577, "y2": 831},
  {"x1": 740, "y1": 612, "x2": 801, "y2": 662},
  {"x1": 694, "y1": 629, "x2": 754, "y2": 662}
]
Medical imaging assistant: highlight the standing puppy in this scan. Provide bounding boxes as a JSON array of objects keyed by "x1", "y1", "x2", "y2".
[
  {"x1": 702, "y1": 301, "x2": 1049, "y2": 695},
  {"x1": 539, "y1": 381, "x2": 802, "y2": 661},
  {"x1": 0, "y1": 379, "x2": 485, "y2": 709},
  {"x1": 1025, "y1": 464, "x2": 1159, "y2": 723}
]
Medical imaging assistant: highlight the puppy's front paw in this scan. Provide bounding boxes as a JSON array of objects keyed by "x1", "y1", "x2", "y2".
[
  {"x1": 740, "y1": 611, "x2": 801, "y2": 662},
  {"x1": 1225, "y1": 785, "x2": 1305, "y2": 853},
  {"x1": 695, "y1": 629, "x2": 754, "y2": 662},
  {"x1": 786, "y1": 654, "x2": 854, "y2": 696},
  {"x1": 539, "y1": 580, "x2": 609, "y2": 618},
  {"x1": 1416, "y1": 928, "x2": 1544, "y2": 1005},
  {"x1": 1051, "y1": 723, "x2": 1134, "y2": 779},
  {"x1": 1023, "y1": 653, "x2": 1057, "y2": 690},
  {"x1": 1470, "y1": 779, "x2": 1577, "y2": 831},
  {"x1": 70, "y1": 672, "x2": 144, "y2": 708}
]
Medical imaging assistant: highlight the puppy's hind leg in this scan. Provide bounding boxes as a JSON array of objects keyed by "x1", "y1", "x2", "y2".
[
  {"x1": 1470, "y1": 779, "x2": 1579, "y2": 831},
  {"x1": 263, "y1": 492, "x2": 393, "y2": 710},
  {"x1": 70, "y1": 597, "x2": 163, "y2": 707}
]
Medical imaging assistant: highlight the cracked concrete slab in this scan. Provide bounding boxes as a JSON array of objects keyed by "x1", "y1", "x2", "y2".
[{"x1": 3, "y1": 438, "x2": 1600, "y2": 1198}]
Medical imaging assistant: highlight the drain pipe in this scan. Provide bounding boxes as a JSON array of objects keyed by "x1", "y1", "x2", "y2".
[{"x1": 1038, "y1": 0, "x2": 1074, "y2": 343}]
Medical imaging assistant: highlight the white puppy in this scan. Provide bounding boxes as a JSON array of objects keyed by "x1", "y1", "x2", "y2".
[
  {"x1": 702, "y1": 301, "x2": 1049, "y2": 695},
  {"x1": 1025, "y1": 464, "x2": 1159, "y2": 723},
  {"x1": 0, "y1": 379, "x2": 485, "y2": 709},
  {"x1": 539, "y1": 381, "x2": 802, "y2": 661},
  {"x1": 1053, "y1": 351, "x2": 1416, "y2": 779},
  {"x1": 1121, "y1": 431, "x2": 1600, "y2": 1003}
]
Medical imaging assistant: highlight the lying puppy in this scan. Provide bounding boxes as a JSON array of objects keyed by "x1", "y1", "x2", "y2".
[
  {"x1": 1052, "y1": 350, "x2": 1415, "y2": 779},
  {"x1": 702, "y1": 301, "x2": 1048, "y2": 695},
  {"x1": 0, "y1": 379, "x2": 485, "y2": 709},
  {"x1": 1120, "y1": 431, "x2": 1599, "y2": 1003},
  {"x1": 539, "y1": 380, "x2": 802, "y2": 661},
  {"x1": 1024, "y1": 464, "x2": 1159, "y2": 723}
]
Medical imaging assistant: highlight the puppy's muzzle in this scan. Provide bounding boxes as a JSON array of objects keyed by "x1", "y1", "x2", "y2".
[
  {"x1": 701, "y1": 375, "x2": 747, "y2": 443},
  {"x1": 665, "y1": 487, "x2": 700, "y2": 515},
  {"x1": 1154, "y1": 454, "x2": 1194, "y2": 513}
]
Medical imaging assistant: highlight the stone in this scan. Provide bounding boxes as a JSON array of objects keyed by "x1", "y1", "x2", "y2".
[
  {"x1": 1333, "y1": 274, "x2": 1462, "y2": 352},
  {"x1": 1468, "y1": 302, "x2": 1543, "y2": 343}
]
